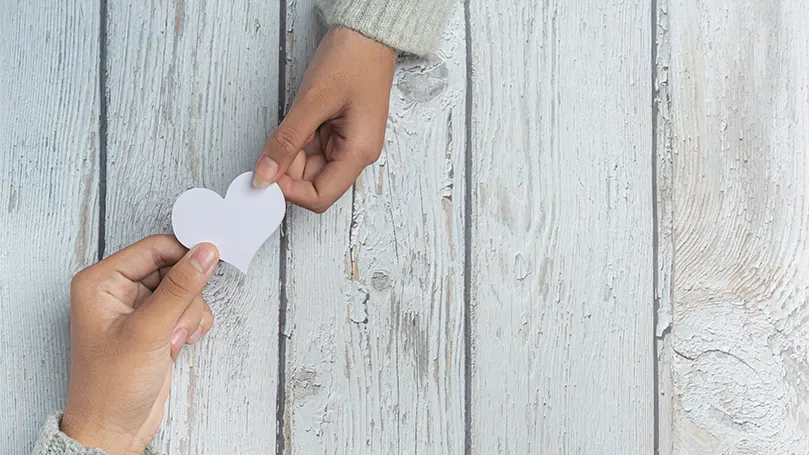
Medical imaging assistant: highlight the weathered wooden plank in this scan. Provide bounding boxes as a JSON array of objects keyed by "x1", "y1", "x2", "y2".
[
  {"x1": 469, "y1": 0, "x2": 654, "y2": 453},
  {"x1": 281, "y1": 1, "x2": 467, "y2": 452},
  {"x1": 664, "y1": 1, "x2": 809, "y2": 453},
  {"x1": 104, "y1": 2, "x2": 280, "y2": 453},
  {"x1": 655, "y1": 0, "x2": 675, "y2": 452},
  {"x1": 0, "y1": 2, "x2": 100, "y2": 452},
  {"x1": 279, "y1": 1, "x2": 353, "y2": 451}
]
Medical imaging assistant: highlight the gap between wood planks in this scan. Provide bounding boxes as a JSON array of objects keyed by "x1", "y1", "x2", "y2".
[
  {"x1": 97, "y1": 0, "x2": 108, "y2": 261},
  {"x1": 651, "y1": 0, "x2": 660, "y2": 450},
  {"x1": 462, "y1": 0, "x2": 474, "y2": 453},
  {"x1": 276, "y1": 0, "x2": 289, "y2": 452}
]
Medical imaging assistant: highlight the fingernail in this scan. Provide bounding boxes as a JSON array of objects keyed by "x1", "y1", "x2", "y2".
[
  {"x1": 171, "y1": 328, "x2": 188, "y2": 350},
  {"x1": 189, "y1": 244, "x2": 217, "y2": 273},
  {"x1": 187, "y1": 327, "x2": 203, "y2": 344},
  {"x1": 253, "y1": 156, "x2": 278, "y2": 188}
]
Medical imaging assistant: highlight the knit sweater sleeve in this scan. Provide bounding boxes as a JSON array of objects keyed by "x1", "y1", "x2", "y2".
[
  {"x1": 32, "y1": 413, "x2": 159, "y2": 455},
  {"x1": 317, "y1": 0, "x2": 452, "y2": 55}
]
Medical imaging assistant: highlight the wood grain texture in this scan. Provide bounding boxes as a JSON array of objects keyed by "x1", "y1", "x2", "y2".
[
  {"x1": 280, "y1": 0, "x2": 354, "y2": 451},
  {"x1": 468, "y1": 0, "x2": 654, "y2": 453},
  {"x1": 104, "y1": 2, "x2": 280, "y2": 453},
  {"x1": 655, "y1": 0, "x2": 675, "y2": 452},
  {"x1": 0, "y1": 2, "x2": 100, "y2": 452},
  {"x1": 664, "y1": 0, "x2": 809, "y2": 452},
  {"x1": 281, "y1": 1, "x2": 467, "y2": 453}
]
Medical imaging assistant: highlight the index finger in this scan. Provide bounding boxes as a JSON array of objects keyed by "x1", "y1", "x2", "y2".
[
  {"x1": 278, "y1": 158, "x2": 364, "y2": 213},
  {"x1": 94, "y1": 235, "x2": 187, "y2": 283}
]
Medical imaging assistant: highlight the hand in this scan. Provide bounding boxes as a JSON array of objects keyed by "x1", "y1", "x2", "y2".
[
  {"x1": 60, "y1": 235, "x2": 219, "y2": 455},
  {"x1": 252, "y1": 27, "x2": 397, "y2": 213}
]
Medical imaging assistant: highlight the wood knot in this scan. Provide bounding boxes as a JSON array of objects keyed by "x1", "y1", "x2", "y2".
[{"x1": 396, "y1": 61, "x2": 448, "y2": 103}]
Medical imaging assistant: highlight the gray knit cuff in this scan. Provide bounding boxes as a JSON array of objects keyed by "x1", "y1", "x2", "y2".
[
  {"x1": 32, "y1": 412, "x2": 160, "y2": 455},
  {"x1": 318, "y1": 0, "x2": 451, "y2": 55},
  {"x1": 31, "y1": 413, "x2": 108, "y2": 455}
]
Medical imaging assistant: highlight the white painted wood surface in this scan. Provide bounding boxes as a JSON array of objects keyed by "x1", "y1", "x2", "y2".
[
  {"x1": 280, "y1": 1, "x2": 354, "y2": 452},
  {"x1": 281, "y1": 0, "x2": 467, "y2": 453},
  {"x1": 11, "y1": 0, "x2": 809, "y2": 453},
  {"x1": 662, "y1": 0, "x2": 809, "y2": 453},
  {"x1": 655, "y1": 0, "x2": 675, "y2": 452},
  {"x1": 468, "y1": 0, "x2": 655, "y2": 453},
  {"x1": 0, "y1": 2, "x2": 100, "y2": 453},
  {"x1": 103, "y1": 2, "x2": 280, "y2": 453}
]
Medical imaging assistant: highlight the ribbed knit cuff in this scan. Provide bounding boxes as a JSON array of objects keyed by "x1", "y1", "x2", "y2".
[
  {"x1": 31, "y1": 412, "x2": 160, "y2": 455},
  {"x1": 318, "y1": 0, "x2": 451, "y2": 55},
  {"x1": 31, "y1": 413, "x2": 108, "y2": 455}
]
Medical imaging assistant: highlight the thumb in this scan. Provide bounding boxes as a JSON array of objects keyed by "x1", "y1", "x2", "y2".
[
  {"x1": 135, "y1": 243, "x2": 219, "y2": 337},
  {"x1": 252, "y1": 97, "x2": 332, "y2": 189}
]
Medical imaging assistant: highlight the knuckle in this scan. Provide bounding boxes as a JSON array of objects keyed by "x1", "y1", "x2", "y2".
[
  {"x1": 161, "y1": 271, "x2": 193, "y2": 300},
  {"x1": 271, "y1": 128, "x2": 301, "y2": 159},
  {"x1": 151, "y1": 245, "x2": 163, "y2": 269},
  {"x1": 146, "y1": 234, "x2": 172, "y2": 250},
  {"x1": 144, "y1": 234, "x2": 164, "y2": 243},
  {"x1": 70, "y1": 269, "x2": 89, "y2": 290},
  {"x1": 147, "y1": 234, "x2": 179, "y2": 260},
  {"x1": 70, "y1": 268, "x2": 100, "y2": 301},
  {"x1": 309, "y1": 201, "x2": 328, "y2": 214},
  {"x1": 362, "y1": 145, "x2": 383, "y2": 164},
  {"x1": 348, "y1": 142, "x2": 381, "y2": 166}
]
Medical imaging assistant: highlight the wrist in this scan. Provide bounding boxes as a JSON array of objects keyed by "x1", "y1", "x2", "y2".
[
  {"x1": 61, "y1": 408, "x2": 144, "y2": 455},
  {"x1": 329, "y1": 26, "x2": 397, "y2": 64}
]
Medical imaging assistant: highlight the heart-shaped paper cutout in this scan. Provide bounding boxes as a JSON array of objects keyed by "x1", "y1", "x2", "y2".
[{"x1": 171, "y1": 171, "x2": 286, "y2": 273}]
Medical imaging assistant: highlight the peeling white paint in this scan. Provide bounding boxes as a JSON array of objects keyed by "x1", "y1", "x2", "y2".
[
  {"x1": 663, "y1": 0, "x2": 809, "y2": 452},
  {"x1": 282, "y1": 1, "x2": 467, "y2": 453},
  {"x1": 104, "y1": 2, "x2": 282, "y2": 454}
]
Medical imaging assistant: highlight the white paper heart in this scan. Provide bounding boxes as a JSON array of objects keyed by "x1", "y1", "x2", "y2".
[{"x1": 171, "y1": 171, "x2": 286, "y2": 274}]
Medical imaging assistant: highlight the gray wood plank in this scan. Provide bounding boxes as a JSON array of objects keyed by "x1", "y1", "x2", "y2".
[
  {"x1": 662, "y1": 0, "x2": 809, "y2": 452},
  {"x1": 281, "y1": 1, "x2": 467, "y2": 453},
  {"x1": 469, "y1": 0, "x2": 655, "y2": 452},
  {"x1": 104, "y1": 2, "x2": 280, "y2": 453},
  {"x1": 0, "y1": 1, "x2": 100, "y2": 452}
]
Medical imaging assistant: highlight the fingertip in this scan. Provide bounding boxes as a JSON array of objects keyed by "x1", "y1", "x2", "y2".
[
  {"x1": 253, "y1": 156, "x2": 278, "y2": 188},
  {"x1": 201, "y1": 242, "x2": 220, "y2": 259},
  {"x1": 170, "y1": 327, "x2": 189, "y2": 352},
  {"x1": 201, "y1": 304, "x2": 214, "y2": 336},
  {"x1": 187, "y1": 326, "x2": 203, "y2": 344},
  {"x1": 252, "y1": 175, "x2": 270, "y2": 189},
  {"x1": 189, "y1": 243, "x2": 219, "y2": 274}
]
